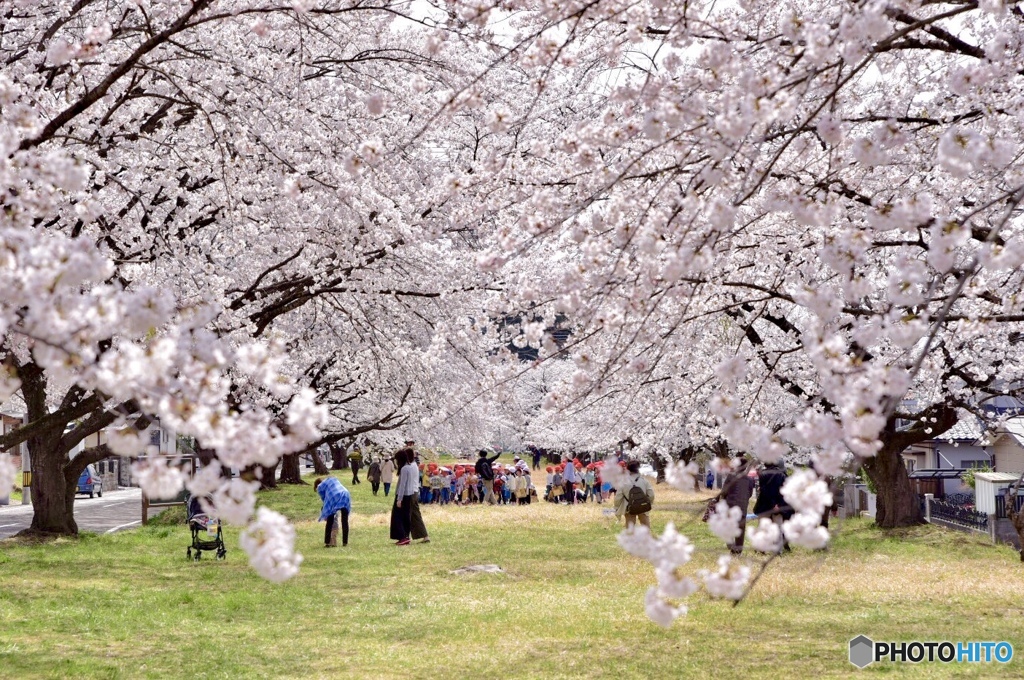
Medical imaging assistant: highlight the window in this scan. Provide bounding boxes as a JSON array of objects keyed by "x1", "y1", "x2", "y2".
[
  {"x1": 905, "y1": 459, "x2": 915, "y2": 472},
  {"x1": 961, "y1": 460, "x2": 990, "y2": 469}
]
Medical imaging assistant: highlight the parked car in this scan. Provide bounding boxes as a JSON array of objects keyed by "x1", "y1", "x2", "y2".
[{"x1": 77, "y1": 464, "x2": 102, "y2": 498}]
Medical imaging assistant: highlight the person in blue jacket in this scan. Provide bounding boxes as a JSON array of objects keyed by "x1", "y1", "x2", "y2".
[{"x1": 315, "y1": 476, "x2": 351, "y2": 547}]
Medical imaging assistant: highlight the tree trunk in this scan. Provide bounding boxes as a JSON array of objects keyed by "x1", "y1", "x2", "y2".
[
  {"x1": 329, "y1": 442, "x2": 349, "y2": 470},
  {"x1": 20, "y1": 366, "x2": 78, "y2": 536},
  {"x1": 278, "y1": 453, "x2": 305, "y2": 485},
  {"x1": 258, "y1": 462, "x2": 278, "y2": 490},
  {"x1": 1004, "y1": 473, "x2": 1024, "y2": 562},
  {"x1": 863, "y1": 442, "x2": 922, "y2": 528},
  {"x1": 1011, "y1": 512, "x2": 1024, "y2": 563},
  {"x1": 196, "y1": 447, "x2": 233, "y2": 479},
  {"x1": 863, "y1": 406, "x2": 958, "y2": 529},
  {"x1": 679, "y1": 447, "x2": 701, "y2": 492},
  {"x1": 330, "y1": 445, "x2": 345, "y2": 470},
  {"x1": 311, "y1": 449, "x2": 329, "y2": 476},
  {"x1": 26, "y1": 437, "x2": 78, "y2": 535}
]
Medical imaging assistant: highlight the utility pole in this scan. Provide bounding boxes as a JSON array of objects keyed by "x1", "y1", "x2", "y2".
[{"x1": 21, "y1": 415, "x2": 31, "y2": 504}]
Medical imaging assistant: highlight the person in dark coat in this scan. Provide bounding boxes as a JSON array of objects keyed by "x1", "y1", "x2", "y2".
[
  {"x1": 367, "y1": 458, "x2": 382, "y2": 495},
  {"x1": 752, "y1": 461, "x2": 792, "y2": 552},
  {"x1": 722, "y1": 459, "x2": 755, "y2": 555},
  {"x1": 752, "y1": 462, "x2": 791, "y2": 519}
]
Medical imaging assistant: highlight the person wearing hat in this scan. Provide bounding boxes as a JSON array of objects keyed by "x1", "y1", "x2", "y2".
[
  {"x1": 551, "y1": 466, "x2": 565, "y2": 503},
  {"x1": 404, "y1": 440, "x2": 418, "y2": 465},
  {"x1": 475, "y1": 449, "x2": 500, "y2": 505},
  {"x1": 583, "y1": 465, "x2": 596, "y2": 502}
]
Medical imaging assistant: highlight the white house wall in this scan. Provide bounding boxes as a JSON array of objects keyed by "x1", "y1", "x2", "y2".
[{"x1": 934, "y1": 443, "x2": 992, "y2": 495}]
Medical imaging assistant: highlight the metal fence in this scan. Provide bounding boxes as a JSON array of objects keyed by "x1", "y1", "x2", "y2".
[
  {"x1": 945, "y1": 492, "x2": 975, "y2": 507},
  {"x1": 929, "y1": 499, "x2": 988, "y2": 531},
  {"x1": 995, "y1": 494, "x2": 1024, "y2": 519}
]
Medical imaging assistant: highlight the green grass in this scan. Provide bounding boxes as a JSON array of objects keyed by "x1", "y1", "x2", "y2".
[{"x1": 1, "y1": 462, "x2": 1022, "y2": 679}]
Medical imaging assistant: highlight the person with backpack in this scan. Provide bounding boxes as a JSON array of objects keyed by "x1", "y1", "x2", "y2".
[
  {"x1": 615, "y1": 460, "x2": 655, "y2": 528},
  {"x1": 474, "y1": 449, "x2": 500, "y2": 505}
]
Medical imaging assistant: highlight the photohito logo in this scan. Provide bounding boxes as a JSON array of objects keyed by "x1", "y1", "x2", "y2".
[{"x1": 849, "y1": 636, "x2": 1014, "y2": 668}]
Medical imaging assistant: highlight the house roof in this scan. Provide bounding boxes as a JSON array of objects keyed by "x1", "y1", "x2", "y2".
[
  {"x1": 1003, "y1": 419, "x2": 1024, "y2": 446},
  {"x1": 974, "y1": 472, "x2": 1022, "y2": 484},
  {"x1": 976, "y1": 417, "x2": 1024, "y2": 447},
  {"x1": 909, "y1": 468, "x2": 968, "y2": 480},
  {"x1": 940, "y1": 414, "x2": 983, "y2": 442}
]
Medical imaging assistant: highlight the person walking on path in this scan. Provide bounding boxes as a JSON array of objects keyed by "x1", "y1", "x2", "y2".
[
  {"x1": 348, "y1": 448, "x2": 363, "y2": 485},
  {"x1": 615, "y1": 460, "x2": 655, "y2": 528},
  {"x1": 315, "y1": 476, "x2": 351, "y2": 547},
  {"x1": 381, "y1": 456, "x2": 395, "y2": 497},
  {"x1": 390, "y1": 448, "x2": 430, "y2": 546},
  {"x1": 475, "y1": 449, "x2": 500, "y2": 505},
  {"x1": 367, "y1": 458, "x2": 382, "y2": 496}
]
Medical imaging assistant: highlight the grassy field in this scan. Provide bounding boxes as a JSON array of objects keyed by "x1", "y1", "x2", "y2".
[{"x1": 1, "y1": 460, "x2": 1023, "y2": 679}]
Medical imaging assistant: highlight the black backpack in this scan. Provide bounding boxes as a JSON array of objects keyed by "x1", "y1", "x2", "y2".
[{"x1": 625, "y1": 479, "x2": 652, "y2": 515}]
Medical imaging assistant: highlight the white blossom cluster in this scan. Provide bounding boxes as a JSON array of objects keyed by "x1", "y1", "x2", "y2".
[
  {"x1": 700, "y1": 556, "x2": 752, "y2": 601},
  {"x1": 664, "y1": 460, "x2": 700, "y2": 492},
  {"x1": 708, "y1": 500, "x2": 743, "y2": 544},
  {"x1": 619, "y1": 522, "x2": 698, "y2": 627},
  {"x1": 239, "y1": 507, "x2": 303, "y2": 583}
]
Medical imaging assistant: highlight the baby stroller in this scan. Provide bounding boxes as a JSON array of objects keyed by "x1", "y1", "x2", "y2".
[{"x1": 185, "y1": 493, "x2": 227, "y2": 562}]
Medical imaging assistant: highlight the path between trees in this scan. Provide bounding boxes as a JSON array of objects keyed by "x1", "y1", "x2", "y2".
[{"x1": 0, "y1": 488, "x2": 143, "y2": 540}]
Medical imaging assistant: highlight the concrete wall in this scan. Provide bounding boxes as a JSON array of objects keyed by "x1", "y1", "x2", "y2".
[
  {"x1": 993, "y1": 439, "x2": 1024, "y2": 475},
  {"x1": 993, "y1": 518, "x2": 1022, "y2": 550}
]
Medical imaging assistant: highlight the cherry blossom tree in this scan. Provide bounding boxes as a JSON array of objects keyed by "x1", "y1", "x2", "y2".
[
  {"x1": 435, "y1": 0, "x2": 1024, "y2": 623},
  {"x1": 0, "y1": 0, "x2": 506, "y2": 579}
]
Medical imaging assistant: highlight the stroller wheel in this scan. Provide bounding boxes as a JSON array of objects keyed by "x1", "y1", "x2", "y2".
[
  {"x1": 216, "y1": 550, "x2": 226, "y2": 560},
  {"x1": 186, "y1": 548, "x2": 191, "y2": 560},
  {"x1": 194, "y1": 551, "x2": 201, "y2": 562}
]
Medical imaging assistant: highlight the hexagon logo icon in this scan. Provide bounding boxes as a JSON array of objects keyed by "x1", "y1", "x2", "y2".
[{"x1": 850, "y1": 635, "x2": 874, "y2": 668}]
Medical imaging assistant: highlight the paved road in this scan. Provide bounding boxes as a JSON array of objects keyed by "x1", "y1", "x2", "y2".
[{"x1": 0, "y1": 487, "x2": 143, "y2": 539}]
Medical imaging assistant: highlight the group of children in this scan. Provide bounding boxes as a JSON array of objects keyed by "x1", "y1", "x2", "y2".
[
  {"x1": 403, "y1": 452, "x2": 619, "y2": 509},
  {"x1": 543, "y1": 461, "x2": 612, "y2": 504},
  {"x1": 418, "y1": 458, "x2": 537, "y2": 505}
]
